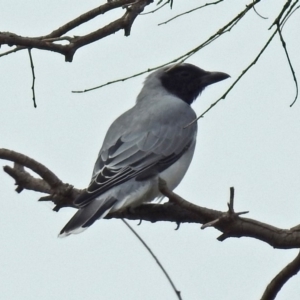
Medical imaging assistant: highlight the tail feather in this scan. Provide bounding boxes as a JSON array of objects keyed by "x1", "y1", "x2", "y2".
[{"x1": 59, "y1": 197, "x2": 117, "y2": 237}]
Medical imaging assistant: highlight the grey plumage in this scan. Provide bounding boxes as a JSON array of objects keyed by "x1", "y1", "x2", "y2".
[{"x1": 59, "y1": 63, "x2": 229, "y2": 236}]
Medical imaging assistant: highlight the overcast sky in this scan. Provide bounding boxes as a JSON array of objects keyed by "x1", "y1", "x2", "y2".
[{"x1": 1, "y1": 1, "x2": 300, "y2": 299}]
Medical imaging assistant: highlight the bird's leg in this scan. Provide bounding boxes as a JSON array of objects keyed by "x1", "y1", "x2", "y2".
[{"x1": 158, "y1": 178, "x2": 177, "y2": 202}]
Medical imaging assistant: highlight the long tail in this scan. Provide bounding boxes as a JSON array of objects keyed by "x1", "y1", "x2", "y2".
[{"x1": 59, "y1": 197, "x2": 117, "y2": 237}]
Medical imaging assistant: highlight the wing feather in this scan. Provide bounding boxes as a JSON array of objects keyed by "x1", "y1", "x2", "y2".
[{"x1": 74, "y1": 104, "x2": 197, "y2": 208}]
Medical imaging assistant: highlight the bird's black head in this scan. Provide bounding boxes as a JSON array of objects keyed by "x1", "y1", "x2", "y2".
[{"x1": 160, "y1": 63, "x2": 230, "y2": 105}]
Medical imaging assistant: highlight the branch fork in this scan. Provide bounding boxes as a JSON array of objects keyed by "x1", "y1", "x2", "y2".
[
  {"x1": 2, "y1": 148, "x2": 300, "y2": 251},
  {"x1": 0, "y1": 0, "x2": 153, "y2": 61}
]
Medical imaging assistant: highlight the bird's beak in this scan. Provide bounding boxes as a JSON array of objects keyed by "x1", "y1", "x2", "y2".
[{"x1": 201, "y1": 71, "x2": 230, "y2": 86}]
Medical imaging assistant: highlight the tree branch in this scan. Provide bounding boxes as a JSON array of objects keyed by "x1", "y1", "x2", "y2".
[
  {"x1": 0, "y1": 0, "x2": 153, "y2": 62},
  {"x1": 276, "y1": 3, "x2": 299, "y2": 107},
  {"x1": 185, "y1": 0, "x2": 299, "y2": 126},
  {"x1": 28, "y1": 49, "x2": 37, "y2": 108},
  {"x1": 158, "y1": 0, "x2": 225, "y2": 26},
  {"x1": 185, "y1": 28, "x2": 278, "y2": 127},
  {"x1": 140, "y1": 1, "x2": 168, "y2": 15},
  {"x1": 122, "y1": 219, "x2": 182, "y2": 300},
  {"x1": 0, "y1": 148, "x2": 80, "y2": 210},
  {"x1": 261, "y1": 250, "x2": 300, "y2": 300},
  {"x1": 72, "y1": 0, "x2": 260, "y2": 93},
  {"x1": 2, "y1": 148, "x2": 300, "y2": 249}
]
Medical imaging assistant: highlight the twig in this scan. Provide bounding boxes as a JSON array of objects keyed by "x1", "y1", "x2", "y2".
[
  {"x1": 28, "y1": 49, "x2": 37, "y2": 108},
  {"x1": 158, "y1": 0, "x2": 224, "y2": 26},
  {"x1": 276, "y1": 24, "x2": 298, "y2": 107},
  {"x1": 201, "y1": 187, "x2": 248, "y2": 232},
  {"x1": 73, "y1": 0, "x2": 259, "y2": 93},
  {"x1": 122, "y1": 219, "x2": 182, "y2": 300},
  {"x1": 281, "y1": 4, "x2": 300, "y2": 30},
  {"x1": 228, "y1": 186, "x2": 235, "y2": 212},
  {"x1": 184, "y1": 28, "x2": 278, "y2": 127},
  {"x1": 72, "y1": 66, "x2": 165, "y2": 93},
  {"x1": 0, "y1": 46, "x2": 26, "y2": 58},
  {"x1": 140, "y1": 1, "x2": 168, "y2": 15},
  {"x1": 156, "y1": 0, "x2": 169, "y2": 5},
  {"x1": 261, "y1": 250, "x2": 300, "y2": 300},
  {"x1": 252, "y1": 0, "x2": 268, "y2": 19},
  {"x1": 269, "y1": 0, "x2": 292, "y2": 30},
  {"x1": 185, "y1": 0, "x2": 298, "y2": 123}
]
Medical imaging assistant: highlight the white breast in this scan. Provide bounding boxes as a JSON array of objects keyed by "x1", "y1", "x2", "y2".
[{"x1": 159, "y1": 138, "x2": 196, "y2": 191}]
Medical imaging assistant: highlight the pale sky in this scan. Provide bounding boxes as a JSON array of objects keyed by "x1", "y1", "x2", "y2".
[{"x1": 1, "y1": 1, "x2": 300, "y2": 299}]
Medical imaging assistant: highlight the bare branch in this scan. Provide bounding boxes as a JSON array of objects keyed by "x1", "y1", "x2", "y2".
[
  {"x1": 72, "y1": 65, "x2": 170, "y2": 93},
  {"x1": 252, "y1": 0, "x2": 268, "y2": 19},
  {"x1": 158, "y1": 0, "x2": 225, "y2": 26},
  {"x1": 281, "y1": 4, "x2": 300, "y2": 30},
  {"x1": 113, "y1": 198, "x2": 300, "y2": 250},
  {"x1": 73, "y1": 0, "x2": 259, "y2": 93},
  {"x1": 0, "y1": 0, "x2": 153, "y2": 62},
  {"x1": 202, "y1": 187, "x2": 248, "y2": 230},
  {"x1": 261, "y1": 251, "x2": 300, "y2": 300},
  {"x1": 272, "y1": 2, "x2": 299, "y2": 107},
  {"x1": 3, "y1": 163, "x2": 51, "y2": 194},
  {"x1": 269, "y1": 0, "x2": 292, "y2": 30},
  {"x1": 185, "y1": 0, "x2": 299, "y2": 126},
  {"x1": 0, "y1": 149, "x2": 80, "y2": 210},
  {"x1": 140, "y1": 1, "x2": 168, "y2": 15},
  {"x1": 185, "y1": 28, "x2": 278, "y2": 127},
  {"x1": 228, "y1": 186, "x2": 235, "y2": 212},
  {"x1": 28, "y1": 49, "x2": 37, "y2": 108},
  {"x1": 0, "y1": 46, "x2": 26, "y2": 58},
  {"x1": 73, "y1": 0, "x2": 298, "y2": 127},
  {"x1": 277, "y1": 27, "x2": 298, "y2": 107},
  {"x1": 156, "y1": 0, "x2": 171, "y2": 6},
  {"x1": 0, "y1": 149, "x2": 61, "y2": 187},
  {"x1": 0, "y1": 32, "x2": 67, "y2": 58},
  {"x1": 2, "y1": 148, "x2": 300, "y2": 249},
  {"x1": 122, "y1": 219, "x2": 182, "y2": 300}
]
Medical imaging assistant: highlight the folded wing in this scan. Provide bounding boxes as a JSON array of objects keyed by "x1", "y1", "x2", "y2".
[{"x1": 74, "y1": 122, "x2": 196, "y2": 208}]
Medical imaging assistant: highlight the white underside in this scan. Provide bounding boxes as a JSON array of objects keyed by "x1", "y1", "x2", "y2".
[{"x1": 110, "y1": 138, "x2": 196, "y2": 212}]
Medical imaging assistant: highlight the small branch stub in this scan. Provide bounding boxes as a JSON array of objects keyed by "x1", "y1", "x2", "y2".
[{"x1": 201, "y1": 187, "x2": 249, "y2": 234}]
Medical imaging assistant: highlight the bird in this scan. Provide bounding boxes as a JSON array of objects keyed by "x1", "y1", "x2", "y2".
[{"x1": 59, "y1": 63, "x2": 229, "y2": 237}]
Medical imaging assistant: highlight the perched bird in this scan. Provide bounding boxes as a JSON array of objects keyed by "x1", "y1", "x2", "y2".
[{"x1": 60, "y1": 63, "x2": 229, "y2": 236}]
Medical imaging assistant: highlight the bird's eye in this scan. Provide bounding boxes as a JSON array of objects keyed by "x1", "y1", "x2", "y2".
[{"x1": 179, "y1": 71, "x2": 190, "y2": 78}]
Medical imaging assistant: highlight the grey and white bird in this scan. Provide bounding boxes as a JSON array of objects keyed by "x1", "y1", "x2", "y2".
[{"x1": 59, "y1": 63, "x2": 229, "y2": 237}]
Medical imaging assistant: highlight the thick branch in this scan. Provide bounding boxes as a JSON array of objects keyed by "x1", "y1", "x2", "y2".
[
  {"x1": 0, "y1": 0, "x2": 153, "y2": 61},
  {"x1": 108, "y1": 201, "x2": 300, "y2": 249},
  {"x1": 0, "y1": 148, "x2": 62, "y2": 187},
  {"x1": 0, "y1": 149, "x2": 79, "y2": 210},
  {"x1": 261, "y1": 250, "x2": 300, "y2": 300},
  {"x1": 47, "y1": 0, "x2": 135, "y2": 38},
  {"x1": 0, "y1": 32, "x2": 66, "y2": 56},
  {"x1": 3, "y1": 163, "x2": 52, "y2": 194},
  {"x1": 2, "y1": 148, "x2": 300, "y2": 249}
]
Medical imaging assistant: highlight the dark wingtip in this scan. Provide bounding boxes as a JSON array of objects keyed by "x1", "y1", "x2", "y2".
[{"x1": 58, "y1": 197, "x2": 118, "y2": 237}]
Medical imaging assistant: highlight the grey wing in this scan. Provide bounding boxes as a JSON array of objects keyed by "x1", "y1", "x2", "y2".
[{"x1": 74, "y1": 121, "x2": 196, "y2": 208}]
